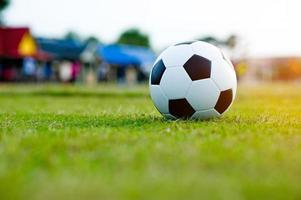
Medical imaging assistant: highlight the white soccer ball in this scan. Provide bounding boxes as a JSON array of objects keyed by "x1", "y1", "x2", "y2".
[{"x1": 149, "y1": 41, "x2": 237, "y2": 120}]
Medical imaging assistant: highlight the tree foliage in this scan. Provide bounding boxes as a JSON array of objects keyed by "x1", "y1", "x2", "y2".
[
  {"x1": 198, "y1": 36, "x2": 220, "y2": 46},
  {"x1": 225, "y1": 35, "x2": 237, "y2": 49},
  {"x1": 64, "y1": 31, "x2": 81, "y2": 41},
  {"x1": 0, "y1": 0, "x2": 9, "y2": 12},
  {"x1": 117, "y1": 28, "x2": 150, "y2": 48},
  {"x1": 85, "y1": 36, "x2": 101, "y2": 45},
  {"x1": 198, "y1": 34, "x2": 238, "y2": 49}
]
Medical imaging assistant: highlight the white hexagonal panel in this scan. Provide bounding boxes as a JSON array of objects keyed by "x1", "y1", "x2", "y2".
[
  {"x1": 191, "y1": 41, "x2": 223, "y2": 61},
  {"x1": 149, "y1": 85, "x2": 169, "y2": 114},
  {"x1": 211, "y1": 58, "x2": 237, "y2": 94},
  {"x1": 186, "y1": 79, "x2": 220, "y2": 111},
  {"x1": 160, "y1": 67, "x2": 192, "y2": 99},
  {"x1": 160, "y1": 45, "x2": 194, "y2": 67},
  {"x1": 191, "y1": 109, "x2": 220, "y2": 120},
  {"x1": 221, "y1": 50, "x2": 235, "y2": 70}
]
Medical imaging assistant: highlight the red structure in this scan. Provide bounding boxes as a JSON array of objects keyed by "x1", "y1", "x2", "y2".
[
  {"x1": 0, "y1": 27, "x2": 42, "y2": 81},
  {"x1": 0, "y1": 27, "x2": 39, "y2": 58}
]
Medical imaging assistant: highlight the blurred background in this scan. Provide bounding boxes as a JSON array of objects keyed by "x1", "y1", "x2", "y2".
[{"x1": 0, "y1": 0, "x2": 301, "y2": 85}]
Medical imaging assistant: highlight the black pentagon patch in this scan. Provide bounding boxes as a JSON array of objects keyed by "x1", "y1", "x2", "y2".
[
  {"x1": 151, "y1": 60, "x2": 166, "y2": 85},
  {"x1": 183, "y1": 55, "x2": 211, "y2": 81},
  {"x1": 169, "y1": 98, "x2": 195, "y2": 119},
  {"x1": 215, "y1": 89, "x2": 233, "y2": 114},
  {"x1": 175, "y1": 41, "x2": 196, "y2": 46}
]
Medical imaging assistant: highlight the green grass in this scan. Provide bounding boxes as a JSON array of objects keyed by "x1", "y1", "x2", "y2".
[{"x1": 0, "y1": 83, "x2": 301, "y2": 200}]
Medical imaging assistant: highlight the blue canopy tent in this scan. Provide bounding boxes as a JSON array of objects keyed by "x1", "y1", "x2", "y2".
[
  {"x1": 97, "y1": 44, "x2": 156, "y2": 72},
  {"x1": 36, "y1": 38, "x2": 86, "y2": 60}
]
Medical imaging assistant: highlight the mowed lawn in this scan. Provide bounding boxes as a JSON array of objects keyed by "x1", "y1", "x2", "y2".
[{"x1": 0, "y1": 83, "x2": 301, "y2": 200}]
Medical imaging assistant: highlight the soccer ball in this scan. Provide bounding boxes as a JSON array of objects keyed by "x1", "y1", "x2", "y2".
[{"x1": 149, "y1": 41, "x2": 237, "y2": 120}]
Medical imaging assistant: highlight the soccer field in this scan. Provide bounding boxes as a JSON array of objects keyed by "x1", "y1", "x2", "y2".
[{"x1": 0, "y1": 83, "x2": 301, "y2": 200}]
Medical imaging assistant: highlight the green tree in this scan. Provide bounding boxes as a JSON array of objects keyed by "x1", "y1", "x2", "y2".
[
  {"x1": 85, "y1": 36, "x2": 101, "y2": 45},
  {"x1": 198, "y1": 36, "x2": 220, "y2": 46},
  {"x1": 0, "y1": 0, "x2": 10, "y2": 24},
  {"x1": 198, "y1": 34, "x2": 238, "y2": 49},
  {"x1": 116, "y1": 28, "x2": 150, "y2": 48},
  {"x1": 225, "y1": 34, "x2": 237, "y2": 49},
  {"x1": 0, "y1": 0, "x2": 9, "y2": 12},
  {"x1": 64, "y1": 31, "x2": 81, "y2": 41}
]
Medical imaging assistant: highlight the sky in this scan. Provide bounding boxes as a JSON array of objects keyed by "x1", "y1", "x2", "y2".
[{"x1": 3, "y1": 0, "x2": 301, "y2": 57}]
